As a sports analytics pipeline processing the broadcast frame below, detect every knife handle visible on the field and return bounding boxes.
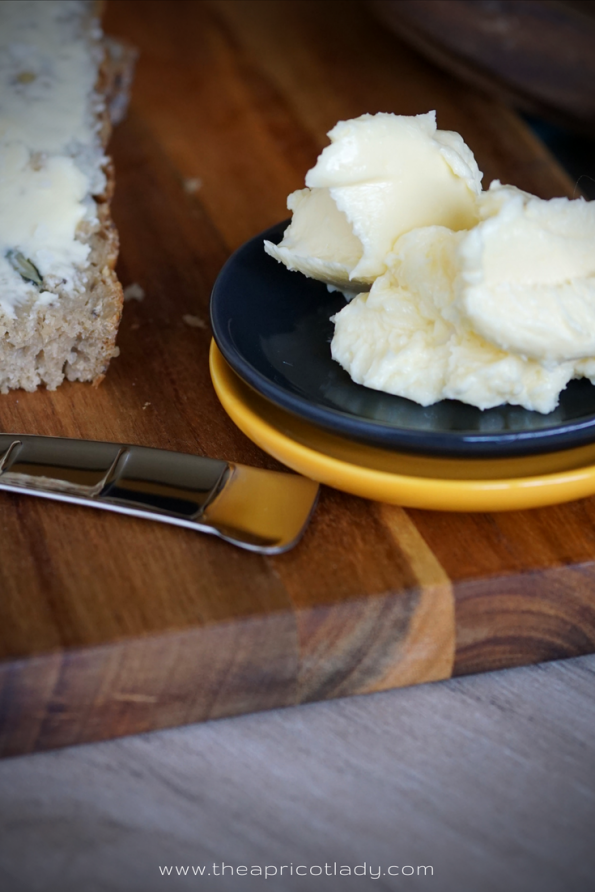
[0,434,318,554]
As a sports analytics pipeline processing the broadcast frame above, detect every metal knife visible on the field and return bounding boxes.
[0,434,319,554]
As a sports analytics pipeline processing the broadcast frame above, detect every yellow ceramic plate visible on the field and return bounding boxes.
[210,342,595,511]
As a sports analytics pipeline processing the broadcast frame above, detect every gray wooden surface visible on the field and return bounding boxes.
[1,654,594,892]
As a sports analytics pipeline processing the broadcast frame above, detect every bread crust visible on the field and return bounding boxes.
[0,14,135,393]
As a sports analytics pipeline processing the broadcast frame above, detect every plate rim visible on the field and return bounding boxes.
[210,221,595,458]
[209,342,595,512]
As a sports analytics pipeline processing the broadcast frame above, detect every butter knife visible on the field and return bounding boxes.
[0,434,319,554]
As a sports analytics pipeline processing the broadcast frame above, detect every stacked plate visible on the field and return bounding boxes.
[209,223,595,511]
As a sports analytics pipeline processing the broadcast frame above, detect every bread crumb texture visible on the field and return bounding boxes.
[0,0,131,392]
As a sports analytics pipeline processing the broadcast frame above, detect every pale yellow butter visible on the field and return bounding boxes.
[265,111,482,292]
[462,182,595,363]
[265,113,595,414]
[0,0,104,316]
[332,183,595,413]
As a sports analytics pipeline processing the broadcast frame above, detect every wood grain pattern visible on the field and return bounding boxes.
[2,654,594,892]
[1,0,595,757]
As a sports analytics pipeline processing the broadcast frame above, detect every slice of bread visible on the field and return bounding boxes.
[0,0,135,393]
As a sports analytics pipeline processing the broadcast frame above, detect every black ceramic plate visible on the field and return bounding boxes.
[210,222,595,458]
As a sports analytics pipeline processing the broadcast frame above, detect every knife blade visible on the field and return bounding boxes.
[0,434,319,554]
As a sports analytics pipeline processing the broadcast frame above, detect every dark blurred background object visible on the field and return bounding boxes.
[369,0,595,197]
[522,112,595,199]
[368,0,595,133]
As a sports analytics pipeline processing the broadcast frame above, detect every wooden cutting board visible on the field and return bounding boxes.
[2,0,595,758]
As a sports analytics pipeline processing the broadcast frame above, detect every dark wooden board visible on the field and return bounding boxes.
[1,0,594,757]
